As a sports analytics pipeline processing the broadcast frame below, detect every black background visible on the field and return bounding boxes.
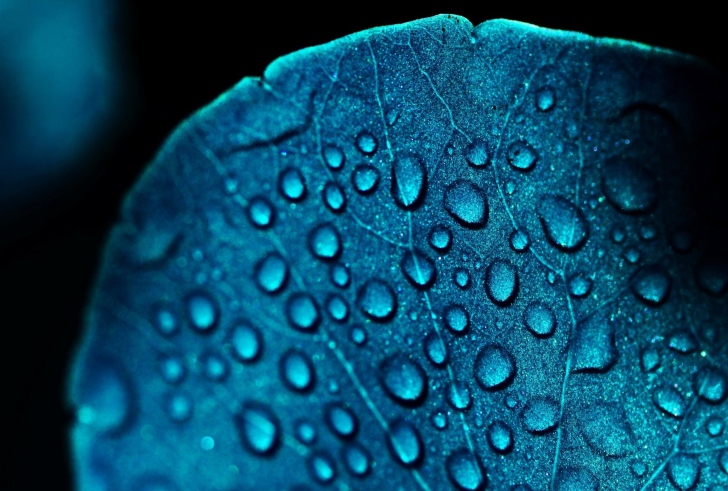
[1,3,725,489]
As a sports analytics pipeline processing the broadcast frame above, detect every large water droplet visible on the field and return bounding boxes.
[447,381,472,411]
[535,86,556,111]
[537,195,589,252]
[474,344,516,390]
[343,443,371,477]
[280,350,315,392]
[308,223,341,261]
[668,330,698,354]
[76,357,133,433]
[428,224,452,253]
[444,304,470,334]
[423,331,448,367]
[246,196,275,229]
[254,253,288,294]
[578,403,634,457]
[400,250,437,289]
[307,451,337,484]
[325,403,358,439]
[358,279,397,322]
[444,180,489,229]
[380,354,427,405]
[485,259,519,305]
[356,131,378,155]
[522,397,559,433]
[391,154,427,209]
[487,420,514,454]
[555,467,598,491]
[285,293,320,331]
[507,141,538,171]
[523,302,556,338]
[653,386,687,418]
[510,228,530,252]
[465,139,490,167]
[446,450,486,490]
[631,265,671,305]
[602,159,657,214]
[573,314,616,373]
[186,291,218,333]
[351,165,380,195]
[278,167,307,201]
[235,403,280,455]
[323,145,345,170]
[322,182,346,213]
[694,368,727,403]
[387,419,423,467]
[667,454,700,490]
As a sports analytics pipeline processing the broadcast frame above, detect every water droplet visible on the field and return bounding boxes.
[200,436,215,451]
[523,302,556,338]
[280,350,315,392]
[610,226,626,244]
[706,417,724,437]
[380,354,427,405]
[474,344,516,390]
[322,182,346,213]
[308,223,341,261]
[696,256,728,296]
[668,330,698,354]
[285,293,320,331]
[236,403,279,455]
[623,247,640,264]
[640,346,660,372]
[351,165,380,194]
[631,460,647,477]
[323,145,345,170]
[153,306,179,337]
[535,86,555,111]
[349,325,367,346]
[444,304,470,334]
[325,403,358,439]
[698,322,721,345]
[444,180,489,229]
[254,253,288,294]
[330,263,351,289]
[507,141,538,171]
[602,159,657,213]
[578,403,634,457]
[387,419,423,467]
[447,381,472,410]
[294,420,317,445]
[76,357,133,433]
[465,139,490,167]
[522,397,559,433]
[201,352,228,382]
[186,291,218,333]
[485,259,519,305]
[510,228,530,252]
[694,368,727,403]
[307,451,337,484]
[431,410,448,430]
[159,356,185,384]
[639,222,657,241]
[278,167,307,201]
[325,294,349,323]
[358,279,397,321]
[454,268,471,289]
[568,273,593,298]
[400,250,437,289]
[428,224,452,252]
[487,420,513,454]
[166,392,192,423]
[652,386,687,418]
[631,265,671,305]
[573,314,616,373]
[247,196,275,229]
[423,331,448,367]
[555,467,598,491]
[446,449,486,490]
[667,454,700,490]
[355,131,377,155]
[720,451,728,474]
[537,194,589,251]
[343,443,371,477]
[229,322,262,363]
[391,154,427,209]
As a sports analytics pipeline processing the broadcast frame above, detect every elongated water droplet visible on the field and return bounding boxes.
[640,346,660,372]
[653,386,687,418]
[400,250,437,289]
[330,263,351,289]
[444,180,489,229]
[229,323,262,363]
[537,194,589,251]
[325,294,349,323]
[447,381,472,411]
[487,420,514,454]
[325,403,357,439]
[454,268,471,289]
[76,357,133,433]
[446,449,486,490]
[294,420,316,445]
[159,356,185,385]
[254,253,288,294]
[568,273,593,298]
[485,259,519,305]
[391,154,426,209]
[307,451,337,484]
[535,86,555,111]
[235,403,280,455]
[323,145,345,170]
[165,392,192,423]
[343,443,371,477]
[322,182,346,213]
[573,314,616,373]
[278,167,307,201]
[387,419,423,467]
[280,350,315,392]
[153,305,178,337]
[423,331,448,367]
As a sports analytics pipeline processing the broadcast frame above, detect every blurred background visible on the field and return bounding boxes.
[0,2,724,489]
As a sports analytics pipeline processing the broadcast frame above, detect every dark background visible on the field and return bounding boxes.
[1,3,724,489]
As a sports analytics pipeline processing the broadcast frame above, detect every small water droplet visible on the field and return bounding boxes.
[535,86,555,111]
[246,196,276,229]
[521,397,559,434]
[465,139,490,167]
[278,167,307,201]
[201,352,228,382]
[392,155,427,209]
[509,228,530,252]
[444,304,470,334]
[474,344,516,390]
[254,253,288,294]
[630,460,647,477]
[668,330,698,354]
[444,180,489,229]
[165,392,192,423]
[358,279,397,322]
[380,354,427,405]
[453,268,471,289]
[573,314,616,373]
[308,223,341,261]
[446,449,486,490]
[323,145,345,170]
[307,451,337,484]
[343,443,371,477]
[428,224,452,252]
[696,256,728,296]
[186,291,218,333]
[431,410,448,430]
[610,225,626,244]
[355,131,378,155]
[200,436,215,451]
[639,222,657,241]
[631,265,671,305]
[423,331,448,367]
[447,381,472,411]
[537,194,589,251]
[294,420,317,445]
[325,294,349,323]
[640,346,660,372]
[349,325,367,346]
[485,259,519,305]
[387,419,423,467]
[706,417,724,437]
[330,263,351,289]
[487,420,513,454]
[507,141,538,171]
[153,306,179,337]
[285,293,320,331]
[351,165,380,195]
[523,302,556,338]
[325,403,358,439]
[159,356,185,384]
[623,247,640,264]
[280,350,315,392]
[652,386,687,418]
[322,182,346,213]
[568,273,593,298]
[602,158,657,214]
[400,250,437,289]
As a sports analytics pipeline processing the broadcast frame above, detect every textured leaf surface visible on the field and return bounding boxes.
[68,15,728,491]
